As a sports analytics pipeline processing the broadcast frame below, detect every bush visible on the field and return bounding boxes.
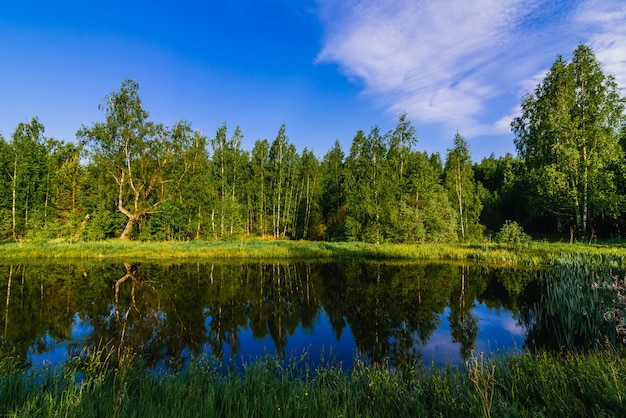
[495,220,531,247]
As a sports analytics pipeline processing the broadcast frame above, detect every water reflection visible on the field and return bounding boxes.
[0,261,533,369]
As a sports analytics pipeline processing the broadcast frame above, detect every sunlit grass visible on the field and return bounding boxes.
[2,238,626,265]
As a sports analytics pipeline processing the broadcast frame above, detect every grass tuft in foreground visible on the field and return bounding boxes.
[2,346,626,417]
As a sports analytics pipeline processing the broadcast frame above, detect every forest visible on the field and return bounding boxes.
[1,44,625,244]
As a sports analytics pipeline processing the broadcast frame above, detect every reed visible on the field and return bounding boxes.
[523,253,626,350]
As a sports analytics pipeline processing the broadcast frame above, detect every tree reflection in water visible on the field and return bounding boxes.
[448,265,479,362]
[0,261,533,370]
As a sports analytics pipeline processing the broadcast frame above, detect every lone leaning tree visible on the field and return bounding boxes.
[78,80,192,239]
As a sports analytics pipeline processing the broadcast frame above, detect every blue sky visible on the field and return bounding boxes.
[1,0,625,161]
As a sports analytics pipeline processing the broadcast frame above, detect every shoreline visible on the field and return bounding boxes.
[1,239,626,265]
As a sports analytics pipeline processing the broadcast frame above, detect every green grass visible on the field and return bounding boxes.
[3,238,626,264]
[1,347,626,417]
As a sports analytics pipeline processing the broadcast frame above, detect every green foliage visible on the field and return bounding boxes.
[0,209,11,239]
[512,44,626,239]
[342,116,459,244]
[444,133,483,241]
[406,151,458,243]
[248,139,271,238]
[343,127,388,243]
[210,123,247,238]
[296,148,323,240]
[495,221,532,247]
[2,118,49,240]
[174,128,214,239]
[474,153,529,233]
[77,81,201,240]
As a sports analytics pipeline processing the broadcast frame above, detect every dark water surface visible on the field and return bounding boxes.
[0,261,538,370]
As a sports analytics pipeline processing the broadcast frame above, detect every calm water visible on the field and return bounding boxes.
[0,261,538,370]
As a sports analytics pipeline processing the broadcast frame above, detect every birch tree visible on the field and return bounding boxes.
[50,141,84,238]
[444,133,483,241]
[512,44,625,240]
[210,124,246,237]
[344,127,388,243]
[0,134,10,238]
[387,114,418,241]
[403,150,457,242]
[296,148,321,239]
[269,125,297,238]
[319,141,345,241]
[78,80,191,240]
[7,118,47,239]
[250,139,270,237]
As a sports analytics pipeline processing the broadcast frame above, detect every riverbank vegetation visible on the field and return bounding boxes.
[2,239,626,264]
[1,345,625,417]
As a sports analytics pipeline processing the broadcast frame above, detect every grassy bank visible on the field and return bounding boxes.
[0,239,500,262]
[1,348,625,417]
[2,238,626,264]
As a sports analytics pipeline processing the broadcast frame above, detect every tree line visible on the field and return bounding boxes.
[1,44,625,243]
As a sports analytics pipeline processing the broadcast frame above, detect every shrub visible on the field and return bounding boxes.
[495,220,531,247]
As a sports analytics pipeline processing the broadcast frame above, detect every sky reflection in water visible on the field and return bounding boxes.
[0,261,536,371]
[28,302,525,369]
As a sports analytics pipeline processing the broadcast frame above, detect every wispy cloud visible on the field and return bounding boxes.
[315,0,626,144]
[574,0,626,89]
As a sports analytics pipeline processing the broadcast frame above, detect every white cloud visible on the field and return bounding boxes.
[499,315,526,337]
[315,0,626,149]
[573,0,626,89]
[315,0,540,137]
[493,108,519,136]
